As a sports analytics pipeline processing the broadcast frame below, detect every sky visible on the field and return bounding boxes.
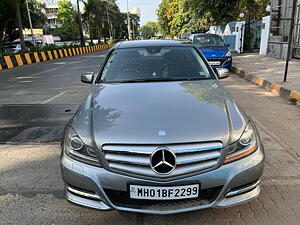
[66,0,161,26]
[67,0,160,26]
[116,0,161,25]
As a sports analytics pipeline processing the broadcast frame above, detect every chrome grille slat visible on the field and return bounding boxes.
[105,152,149,165]
[108,162,157,176]
[166,143,222,152]
[102,145,153,154]
[176,150,220,165]
[103,142,222,178]
[176,159,218,174]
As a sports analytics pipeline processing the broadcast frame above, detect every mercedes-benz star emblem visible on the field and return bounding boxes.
[150,148,176,174]
[158,130,167,137]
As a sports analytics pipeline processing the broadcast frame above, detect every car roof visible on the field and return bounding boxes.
[113,40,193,49]
[192,33,220,37]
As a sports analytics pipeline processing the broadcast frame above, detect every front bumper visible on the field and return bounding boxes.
[61,145,264,214]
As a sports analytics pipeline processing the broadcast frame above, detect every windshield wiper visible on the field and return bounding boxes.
[119,78,178,83]
[103,77,211,83]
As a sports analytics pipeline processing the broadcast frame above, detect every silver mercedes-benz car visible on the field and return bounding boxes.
[61,40,264,214]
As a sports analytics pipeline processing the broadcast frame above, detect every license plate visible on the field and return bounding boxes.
[129,184,199,200]
[208,61,221,66]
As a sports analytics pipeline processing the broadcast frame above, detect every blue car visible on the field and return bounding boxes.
[190,34,232,70]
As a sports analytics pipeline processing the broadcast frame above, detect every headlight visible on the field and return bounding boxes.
[224,122,257,164]
[64,127,100,166]
[224,51,231,57]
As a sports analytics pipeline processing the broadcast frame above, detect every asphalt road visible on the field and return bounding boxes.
[1,52,300,225]
[0,51,108,143]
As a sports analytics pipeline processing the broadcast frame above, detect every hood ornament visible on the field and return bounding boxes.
[158,130,167,137]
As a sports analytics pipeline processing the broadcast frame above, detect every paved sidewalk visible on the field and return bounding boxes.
[232,53,300,100]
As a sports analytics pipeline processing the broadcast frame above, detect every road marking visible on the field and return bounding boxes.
[30,62,77,77]
[41,91,67,104]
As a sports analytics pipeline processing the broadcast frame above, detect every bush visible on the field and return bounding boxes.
[1,43,106,57]
[0,51,16,56]
[107,39,115,45]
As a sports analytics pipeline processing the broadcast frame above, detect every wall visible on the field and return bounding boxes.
[260,16,271,55]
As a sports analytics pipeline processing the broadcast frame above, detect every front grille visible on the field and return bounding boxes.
[104,186,222,211]
[207,58,228,66]
[102,142,223,178]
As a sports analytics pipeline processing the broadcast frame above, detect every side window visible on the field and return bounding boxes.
[101,51,117,80]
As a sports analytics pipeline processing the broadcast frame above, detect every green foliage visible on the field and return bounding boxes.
[26,43,104,53]
[27,0,47,28]
[140,21,159,38]
[157,0,201,37]
[239,0,271,21]
[0,0,46,44]
[53,0,80,41]
[28,43,79,52]
[0,51,17,57]
[107,39,115,45]
[1,0,136,50]
[82,0,139,41]
[157,0,270,37]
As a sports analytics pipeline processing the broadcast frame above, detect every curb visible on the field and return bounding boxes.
[230,66,300,102]
[0,44,113,71]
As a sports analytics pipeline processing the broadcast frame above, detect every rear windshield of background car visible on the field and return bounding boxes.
[193,35,225,47]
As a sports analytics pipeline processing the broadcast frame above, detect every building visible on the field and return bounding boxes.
[130,7,141,17]
[268,0,300,59]
[37,0,60,28]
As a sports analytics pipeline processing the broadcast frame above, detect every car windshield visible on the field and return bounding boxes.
[100,46,212,83]
[194,35,225,47]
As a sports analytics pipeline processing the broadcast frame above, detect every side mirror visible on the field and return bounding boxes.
[225,43,231,47]
[81,72,94,84]
[216,68,229,79]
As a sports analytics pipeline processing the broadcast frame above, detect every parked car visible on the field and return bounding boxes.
[66,41,76,46]
[190,33,232,71]
[1,41,34,53]
[54,42,65,46]
[60,40,264,214]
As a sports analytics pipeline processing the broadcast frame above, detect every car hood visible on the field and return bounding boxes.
[197,46,229,58]
[72,80,247,149]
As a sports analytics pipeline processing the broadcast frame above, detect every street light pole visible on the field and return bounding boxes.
[283,0,297,82]
[127,0,132,40]
[25,0,35,45]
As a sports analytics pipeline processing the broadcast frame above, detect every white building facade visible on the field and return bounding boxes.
[268,0,300,59]
[38,0,60,28]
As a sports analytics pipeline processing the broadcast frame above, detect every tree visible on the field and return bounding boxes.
[157,0,173,36]
[157,0,269,37]
[140,21,159,38]
[157,0,190,37]
[188,0,240,25]
[238,0,270,50]
[0,0,16,46]
[129,13,140,39]
[82,0,106,43]
[0,0,46,48]
[14,0,26,52]
[27,0,47,28]
[82,0,138,42]
[54,0,80,41]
